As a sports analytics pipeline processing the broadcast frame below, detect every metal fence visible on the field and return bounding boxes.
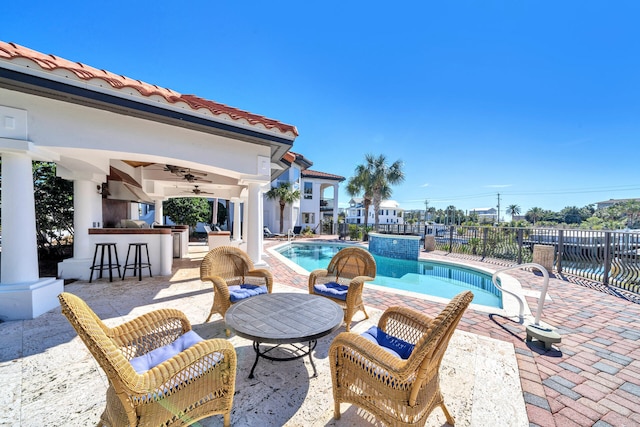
[372,224,640,295]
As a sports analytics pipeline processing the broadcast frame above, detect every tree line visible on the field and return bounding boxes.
[404,201,640,230]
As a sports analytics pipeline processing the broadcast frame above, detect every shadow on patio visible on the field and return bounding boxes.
[1,243,527,427]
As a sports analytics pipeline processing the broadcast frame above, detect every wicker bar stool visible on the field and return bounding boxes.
[122,243,152,280]
[89,243,121,282]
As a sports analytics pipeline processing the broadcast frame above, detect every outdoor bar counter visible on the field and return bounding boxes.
[88,228,173,276]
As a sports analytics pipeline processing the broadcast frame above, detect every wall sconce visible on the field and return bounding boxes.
[97,183,110,197]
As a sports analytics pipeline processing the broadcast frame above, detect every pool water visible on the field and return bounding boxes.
[276,243,502,308]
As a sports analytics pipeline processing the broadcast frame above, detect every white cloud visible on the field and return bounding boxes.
[420,183,430,187]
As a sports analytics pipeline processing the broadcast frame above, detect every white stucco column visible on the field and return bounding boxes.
[73,180,99,259]
[231,198,242,242]
[58,180,103,280]
[242,197,248,243]
[154,199,164,224]
[333,183,339,226]
[246,183,264,265]
[1,153,39,283]
[0,152,63,321]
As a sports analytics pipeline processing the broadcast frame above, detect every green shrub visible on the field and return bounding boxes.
[349,224,362,240]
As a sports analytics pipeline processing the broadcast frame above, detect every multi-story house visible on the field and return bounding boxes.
[470,207,498,223]
[345,198,404,225]
[264,152,344,234]
[595,198,640,210]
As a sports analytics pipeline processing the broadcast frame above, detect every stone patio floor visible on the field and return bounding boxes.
[1,236,640,426]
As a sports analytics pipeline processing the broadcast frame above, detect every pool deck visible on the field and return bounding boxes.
[2,236,640,426]
[267,236,640,427]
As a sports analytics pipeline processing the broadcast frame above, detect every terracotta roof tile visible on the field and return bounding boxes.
[302,169,345,181]
[0,41,298,137]
[282,151,296,163]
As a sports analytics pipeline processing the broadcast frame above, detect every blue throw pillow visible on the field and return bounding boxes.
[130,330,203,373]
[361,326,415,359]
[313,282,348,301]
[228,284,268,303]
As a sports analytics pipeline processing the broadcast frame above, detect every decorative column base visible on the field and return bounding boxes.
[0,278,64,321]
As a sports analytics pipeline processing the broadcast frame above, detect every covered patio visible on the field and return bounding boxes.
[0,41,297,320]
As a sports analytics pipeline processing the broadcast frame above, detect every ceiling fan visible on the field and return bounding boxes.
[164,165,209,182]
[187,185,214,195]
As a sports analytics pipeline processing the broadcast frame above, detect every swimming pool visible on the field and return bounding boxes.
[274,242,503,309]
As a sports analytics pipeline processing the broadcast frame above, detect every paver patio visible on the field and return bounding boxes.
[2,237,639,426]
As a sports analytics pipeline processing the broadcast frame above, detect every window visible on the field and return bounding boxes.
[302,212,315,223]
[304,182,313,199]
[291,168,300,183]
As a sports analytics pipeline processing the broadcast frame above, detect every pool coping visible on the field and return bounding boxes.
[266,240,539,323]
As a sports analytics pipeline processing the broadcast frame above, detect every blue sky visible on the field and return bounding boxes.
[3,1,639,218]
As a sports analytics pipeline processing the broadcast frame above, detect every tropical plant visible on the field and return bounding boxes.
[163,197,211,233]
[348,154,404,228]
[348,224,362,240]
[424,199,429,223]
[427,206,436,223]
[265,181,301,234]
[346,169,374,229]
[559,206,583,224]
[525,207,544,225]
[506,204,521,219]
[32,161,74,255]
[445,205,457,225]
[617,200,640,228]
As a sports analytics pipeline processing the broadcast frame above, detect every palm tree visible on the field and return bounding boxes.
[446,205,456,225]
[427,207,436,223]
[365,154,405,228]
[424,199,429,223]
[526,207,544,226]
[620,200,640,228]
[507,204,521,220]
[265,181,300,234]
[346,173,373,229]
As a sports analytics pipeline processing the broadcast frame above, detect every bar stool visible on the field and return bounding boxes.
[122,243,152,280]
[89,243,121,282]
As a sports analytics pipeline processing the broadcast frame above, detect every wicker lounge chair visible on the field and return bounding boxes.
[308,246,376,331]
[58,292,237,427]
[329,290,474,426]
[200,246,273,330]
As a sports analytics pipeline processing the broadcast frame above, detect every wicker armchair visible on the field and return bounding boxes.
[329,291,474,426]
[308,246,376,332]
[58,292,237,427]
[200,246,273,325]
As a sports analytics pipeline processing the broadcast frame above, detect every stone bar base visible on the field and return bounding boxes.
[208,231,233,250]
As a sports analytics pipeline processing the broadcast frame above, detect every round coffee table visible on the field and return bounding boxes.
[224,293,343,378]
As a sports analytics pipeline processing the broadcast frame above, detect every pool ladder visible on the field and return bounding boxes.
[491,263,561,350]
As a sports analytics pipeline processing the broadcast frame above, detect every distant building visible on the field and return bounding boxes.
[345,198,404,225]
[470,207,497,223]
[595,198,640,210]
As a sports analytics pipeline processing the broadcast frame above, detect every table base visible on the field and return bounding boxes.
[249,340,318,379]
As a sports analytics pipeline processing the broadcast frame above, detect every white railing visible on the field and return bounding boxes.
[491,263,550,325]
